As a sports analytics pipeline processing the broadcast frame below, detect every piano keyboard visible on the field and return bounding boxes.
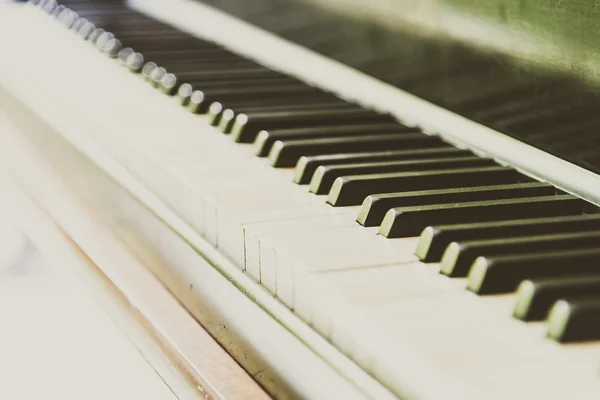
[4,0,600,399]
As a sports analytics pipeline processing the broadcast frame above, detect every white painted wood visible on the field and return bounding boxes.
[4,4,600,400]
[319,263,600,399]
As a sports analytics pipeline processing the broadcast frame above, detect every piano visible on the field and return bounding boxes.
[1,0,600,398]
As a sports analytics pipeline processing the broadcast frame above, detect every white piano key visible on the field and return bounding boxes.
[312,261,457,350]
[242,209,356,279]
[213,184,325,264]
[370,298,600,399]
[259,225,418,312]
[258,238,278,293]
[315,265,600,399]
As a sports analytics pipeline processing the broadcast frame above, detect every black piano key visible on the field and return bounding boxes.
[125,49,246,67]
[196,88,326,116]
[113,28,210,40]
[209,100,351,127]
[156,54,267,69]
[178,83,194,106]
[123,38,233,51]
[293,147,469,184]
[216,98,353,124]
[206,102,226,125]
[188,85,328,114]
[181,77,299,104]
[160,73,178,95]
[216,96,351,131]
[187,90,208,114]
[270,134,444,168]
[217,98,350,115]
[217,98,346,132]
[131,46,239,58]
[103,38,122,57]
[122,24,201,34]
[50,4,65,18]
[88,28,110,47]
[126,52,145,73]
[150,66,167,88]
[71,17,87,32]
[142,62,157,81]
[441,230,600,278]
[161,60,259,74]
[328,166,520,208]
[117,47,134,65]
[414,214,600,263]
[66,11,81,27]
[231,108,395,143]
[255,123,410,157]
[153,59,263,74]
[87,27,105,44]
[104,30,208,43]
[547,297,600,343]
[31,0,46,10]
[176,67,279,85]
[57,8,77,28]
[310,156,497,195]
[95,31,114,51]
[69,15,86,31]
[514,275,600,321]
[380,194,582,238]
[178,75,298,97]
[183,75,296,90]
[40,0,57,13]
[77,19,96,39]
[217,108,238,130]
[358,182,555,227]
[466,248,600,295]
[72,8,144,20]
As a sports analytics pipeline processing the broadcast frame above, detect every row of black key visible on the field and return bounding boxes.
[35,0,600,344]
[414,214,600,342]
